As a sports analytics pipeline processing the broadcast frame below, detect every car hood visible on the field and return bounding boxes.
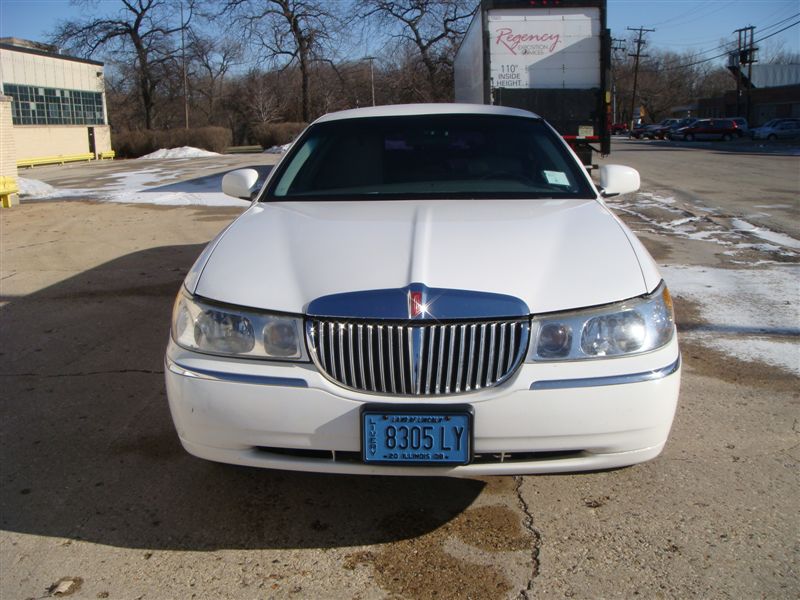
[192,199,656,316]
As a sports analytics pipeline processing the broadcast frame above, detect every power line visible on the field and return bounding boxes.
[659,10,800,49]
[641,19,800,72]
[644,1,736,30]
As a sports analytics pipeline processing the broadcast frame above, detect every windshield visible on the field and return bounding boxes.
[264,114,594,201]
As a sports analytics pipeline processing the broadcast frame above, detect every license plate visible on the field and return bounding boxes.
[362,408,472,465]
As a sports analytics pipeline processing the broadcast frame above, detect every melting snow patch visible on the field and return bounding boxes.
[17,170,246,207]
[608,193,798,257]
[19,178,56,197]
[730,219,800,250]
[690,333,800,376]
[662,264,800,375]
[138,146,220,159]
[637,191,676,205]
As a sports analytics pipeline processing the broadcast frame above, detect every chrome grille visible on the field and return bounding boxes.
[306,319,530,396]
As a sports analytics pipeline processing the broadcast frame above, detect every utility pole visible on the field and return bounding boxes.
[611,38,626,125]
[733,26,757,123]
[627,26,654,133]
[180,2,189,129]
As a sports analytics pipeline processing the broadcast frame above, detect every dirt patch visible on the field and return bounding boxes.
[363,504,530,599]
[450,505,529,552]
[679,337,798,395]
[476,476,518,495]
[635,234,672,262]
[672,295,705,331]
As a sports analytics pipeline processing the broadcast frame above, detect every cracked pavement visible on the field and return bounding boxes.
[2,143,798,598]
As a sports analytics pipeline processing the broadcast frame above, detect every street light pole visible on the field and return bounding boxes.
[364,56,376,106]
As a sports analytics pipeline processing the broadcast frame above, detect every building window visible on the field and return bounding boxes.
[3,83,105,126]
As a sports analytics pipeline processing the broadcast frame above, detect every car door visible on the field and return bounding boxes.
[696,120,714,140]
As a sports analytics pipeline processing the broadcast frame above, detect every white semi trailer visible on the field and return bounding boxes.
[455,0,611,167]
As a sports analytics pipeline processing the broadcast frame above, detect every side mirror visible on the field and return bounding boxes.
[222,168,260,200]
[598,164,640,197]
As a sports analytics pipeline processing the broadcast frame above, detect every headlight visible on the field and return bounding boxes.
[527,281,675,361]
[171,289,307,360]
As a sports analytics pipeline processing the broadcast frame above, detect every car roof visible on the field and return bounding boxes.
[313,103,542,124]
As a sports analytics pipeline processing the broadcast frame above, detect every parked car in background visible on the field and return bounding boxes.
[647,118,683,140]
[611,122,629,135]
[750,119,800,140]
[629,123,650,138]
[663,118,698,140]
[633,119,680,140]
[749,118,783,137]
[671,118,742,141]
[730,117,748,135]
[165,103,681,477]
[642,119,680,140]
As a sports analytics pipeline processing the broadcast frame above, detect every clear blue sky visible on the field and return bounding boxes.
[1,0,798,64]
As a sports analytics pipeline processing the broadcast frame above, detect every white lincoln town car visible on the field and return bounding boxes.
[165,104,681,477]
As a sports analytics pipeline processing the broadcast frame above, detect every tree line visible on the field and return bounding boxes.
[51,0,792,147]
[52,0,476,146]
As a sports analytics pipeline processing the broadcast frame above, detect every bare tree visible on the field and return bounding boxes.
[359,0,476,101]
[613,44,737,123]
[222,0,342,122]
[189,33,242,125]
[51,0,194,129]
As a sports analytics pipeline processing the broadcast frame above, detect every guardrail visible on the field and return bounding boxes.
[17,153,94,168]
[16,151,117,168]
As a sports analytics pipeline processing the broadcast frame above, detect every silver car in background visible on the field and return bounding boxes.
[750,119,800,140]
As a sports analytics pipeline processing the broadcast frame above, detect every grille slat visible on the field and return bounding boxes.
[367,325,376,392]
[465,323,476,392]
[387,326,396,393]
[356,324,366,390]
[486,323,497,388]
[377,326,386,392]
[308,318,528,396]
[425,327,435,395]
[347,324,357,388]
[455,324,466,393]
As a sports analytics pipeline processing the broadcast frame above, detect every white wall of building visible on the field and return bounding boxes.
[0,49,105,92]
[0,42,112,162]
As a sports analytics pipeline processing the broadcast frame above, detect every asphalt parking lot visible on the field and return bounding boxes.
[1,141,798,599]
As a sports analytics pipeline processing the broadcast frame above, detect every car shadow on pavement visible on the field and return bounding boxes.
[0,245,484,551]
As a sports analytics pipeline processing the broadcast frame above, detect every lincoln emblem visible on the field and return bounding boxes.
[409,290,424,318]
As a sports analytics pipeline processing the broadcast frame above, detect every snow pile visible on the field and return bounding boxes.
[663,264,800,375]
[138,146,220,160]
[264,143,291,154]
[19,177,57,197]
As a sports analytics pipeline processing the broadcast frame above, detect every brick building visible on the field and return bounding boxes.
[697,64,800,127]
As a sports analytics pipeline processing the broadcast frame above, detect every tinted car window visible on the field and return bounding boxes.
[266,115,595,200]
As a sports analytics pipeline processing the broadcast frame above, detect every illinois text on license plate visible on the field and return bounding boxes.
[362,409,472,465]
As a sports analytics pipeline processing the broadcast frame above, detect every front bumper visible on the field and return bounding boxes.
[164,337,681,477]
